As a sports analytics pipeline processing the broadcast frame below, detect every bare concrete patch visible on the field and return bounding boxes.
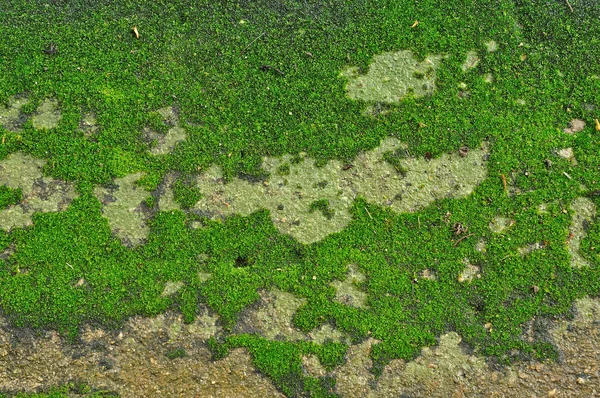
[563,119,586,134]
[31,98,61,130]
[461,50,480,71]
[308,323,350,345]
[475,239,486,253]
[557,147,577,165]
[341,50,445,103]
[156,172,181,212]
[93,173,150,247]
[419,268,437,281]
[376,332,486,397]
[484,40,498,52]
[457,259,480,283]
[80,112,99,137]
[332,338,379,397]
[567,197,596,268]
[145,106,187,155]
[235,289,349,344]
[489,216,514,234]
[0,152,77,230]
[235,288,307,341]
[0,243,15,261]
[331,263,368,308]
[517,241,545,256]
[160,281,184,297]
[0,95,29,132]
[326,298,600,397]
[193,137,488,244]
[302,354,328,377]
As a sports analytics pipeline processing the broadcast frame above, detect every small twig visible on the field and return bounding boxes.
[565,232,575,244]
[220,198,230,208]
[364,207,373,220]
[260,64,285,76]
[453,233,474,247]
[500,174,507,193]
[241,31,265,54]
[565,0,574,13]
[563,171,572,180]
[418,216,421,229]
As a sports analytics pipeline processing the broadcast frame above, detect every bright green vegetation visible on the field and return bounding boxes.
[1,0,599,397]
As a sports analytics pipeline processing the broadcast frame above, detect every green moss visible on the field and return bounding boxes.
[165,347,188,359]
[0,186,21,208]
[172,176,203,209]
[0,0,599,396]
[309,199,335,220]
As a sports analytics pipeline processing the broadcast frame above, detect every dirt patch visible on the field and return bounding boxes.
[0,309,285,398]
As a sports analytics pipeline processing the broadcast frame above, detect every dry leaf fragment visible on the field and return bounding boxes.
[132,26,140,39]
[410,20,419,28]
[531,285,539,294]
[595,118,600,131]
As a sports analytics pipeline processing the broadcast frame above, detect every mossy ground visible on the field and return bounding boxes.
[1,0,599,397]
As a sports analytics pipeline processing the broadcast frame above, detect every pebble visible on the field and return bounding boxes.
[563,119,586,134]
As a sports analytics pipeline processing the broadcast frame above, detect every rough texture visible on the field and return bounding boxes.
[331,263,368,308]
[0,95,29,132]
[193,137,488,243]
[0,309,285,398]
[144,106,187,155]
[329,298,600,397]
[93,172,150,247]
[0,152,78,230]
[568,197,596,268]
[31,98,62,130]
[235,288,349,344]
[341,50,445,103]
